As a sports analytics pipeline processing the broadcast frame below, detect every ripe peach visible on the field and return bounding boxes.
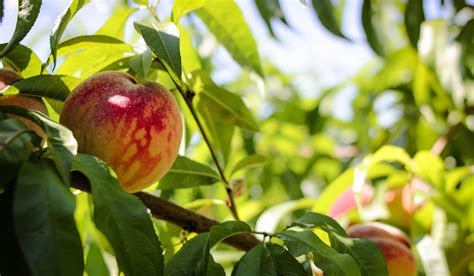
[0,69,48,140]
[368,237,417,276]
[347,222,411,248]
[328,185,374,218]
[60,71,182,192]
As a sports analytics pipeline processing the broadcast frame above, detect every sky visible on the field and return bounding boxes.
[1,0,375,120]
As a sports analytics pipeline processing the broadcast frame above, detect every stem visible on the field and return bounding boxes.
[165,66,240,220]
[183,96,240,221]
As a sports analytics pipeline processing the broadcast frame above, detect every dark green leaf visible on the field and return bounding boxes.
[330,234,388,276]
[0,0,42,58]
[3,74,82,101]
[232,243,306,276]
[404,0,425,48]
[200,221,252,273]
[85,242,110,276]
[288,212,347,236]
[14,159,83,276]
[73,153,164,276]
[164,233,209,276]
[0,105,77,182]
[135,22,182,80]
[311,0,348,40]
[129,49,153,79]
[49,0,91,67]
[208,221,252,248]
[278,230,361,276]
[255,0,289,37]
[158,155,220,189]
[196,0,263,76]
[0,119,39,186]
[207,255,225,276]
[361,0,384,56]
[0,44,42,77]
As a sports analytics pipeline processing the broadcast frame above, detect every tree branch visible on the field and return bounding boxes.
[70,172,259,252]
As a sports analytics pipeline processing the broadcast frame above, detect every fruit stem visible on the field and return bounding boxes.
[176,86,241,221]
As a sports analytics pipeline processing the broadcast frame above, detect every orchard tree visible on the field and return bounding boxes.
[0,0,473,275]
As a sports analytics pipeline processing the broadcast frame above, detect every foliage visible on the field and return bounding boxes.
[1,0,473,275]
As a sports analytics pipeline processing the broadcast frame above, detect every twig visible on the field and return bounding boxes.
[182,96,240,221]
[163,67,240,221]
[70,172,257,251]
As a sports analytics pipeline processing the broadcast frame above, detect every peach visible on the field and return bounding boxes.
[347,222,411,248]
[0,69,48,141]
[60,71,182,192]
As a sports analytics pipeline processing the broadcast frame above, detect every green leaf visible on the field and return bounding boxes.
[49,0,91,67]
[193,71,259,131]
[3,74,82,101]
[14,159,83,276]
[56,36,133,78]
[0,44,42,77]
[129,49,153,79]
[0,105,77,183]
[133,0,148,4]
[197,221,252,273]
[195,94,235,165]
[230,154,270,176]
[277,230,361,276]
[85,241,110,276]
[57,35,131,57]
[158,155,220,189]
[361,0,384,56]
[232,243,307,276]
[164,233,209,276]
[0,0,42,58]
[172,0,207,23]
[330,235,388,276]
[135,22,182,80]
[0,119,39,186]
[404,0,425,48]
[179,25,202,73]
[207,256,225,276]
[370,145,412,167]
[195,0,263,76]
[413,151,444,188]
[288,212,347,236]
[73,154,164,276]
[311,0,348,40]
[255,0,289,37]
[96,7,137,40]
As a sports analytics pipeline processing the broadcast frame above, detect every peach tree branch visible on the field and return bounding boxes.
[70,172,258,251]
